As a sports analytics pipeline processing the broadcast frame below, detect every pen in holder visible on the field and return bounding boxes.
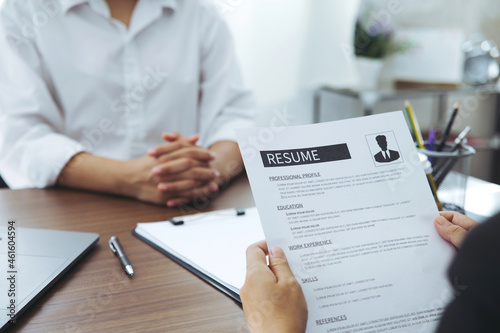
[418,143,476,214]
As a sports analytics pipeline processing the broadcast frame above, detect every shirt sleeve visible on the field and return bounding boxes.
[0,3,86,189]
[197,2,257,148]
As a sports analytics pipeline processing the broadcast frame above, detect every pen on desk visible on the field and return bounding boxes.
[436,102,460,152]
[109,236,134,278]
[404,100,443,211]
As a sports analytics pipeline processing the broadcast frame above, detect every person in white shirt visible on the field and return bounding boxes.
[0,0,255,206]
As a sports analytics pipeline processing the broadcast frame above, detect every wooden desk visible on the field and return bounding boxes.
[0,175,255,333]
[3,174,499,332]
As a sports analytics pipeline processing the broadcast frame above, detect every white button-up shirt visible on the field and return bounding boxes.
[0,0,255,189]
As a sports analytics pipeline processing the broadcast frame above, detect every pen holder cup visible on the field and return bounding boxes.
[418,143,476,213]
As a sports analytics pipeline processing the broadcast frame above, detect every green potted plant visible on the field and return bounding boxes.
[353,9,411,90]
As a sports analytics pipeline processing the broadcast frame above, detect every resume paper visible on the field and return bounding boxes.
[236,112,456,333]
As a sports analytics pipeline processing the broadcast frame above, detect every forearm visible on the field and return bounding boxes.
[56,152,132,197]
[56,151,218,206]
[209,141,244,185]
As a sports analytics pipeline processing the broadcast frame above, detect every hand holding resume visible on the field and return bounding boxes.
[236,112,456,333]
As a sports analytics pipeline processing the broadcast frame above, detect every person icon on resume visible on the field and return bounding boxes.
[374,135,400,163]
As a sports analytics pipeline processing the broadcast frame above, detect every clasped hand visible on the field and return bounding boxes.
[130,132,219,207]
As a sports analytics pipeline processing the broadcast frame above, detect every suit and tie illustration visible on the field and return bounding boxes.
[374,135,400,163]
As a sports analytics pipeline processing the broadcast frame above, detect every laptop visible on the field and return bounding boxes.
[0,227,99,331]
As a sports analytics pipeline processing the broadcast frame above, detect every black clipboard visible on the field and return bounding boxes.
[132,229,242,304]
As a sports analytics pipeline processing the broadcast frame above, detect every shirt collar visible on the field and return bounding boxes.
[157,0,178,11]
[60,0,91,14]
[61,0,178,15]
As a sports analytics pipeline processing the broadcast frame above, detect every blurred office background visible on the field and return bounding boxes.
[224,0,500,184]
[0,0,498,184]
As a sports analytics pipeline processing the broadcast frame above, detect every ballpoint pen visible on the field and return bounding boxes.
[109,236,134,278]
[449,125,471,152]
[436,101,460,152]
[434,126,471,188]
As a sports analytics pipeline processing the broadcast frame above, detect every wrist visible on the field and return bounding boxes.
[271,318,307,333]
[209,145,244,186]
[56,153,136,197]
[118,156,157,200]
[95,158,135,197]
[113,159,133,197]
[118,158,144,198]
[249,319,306,333]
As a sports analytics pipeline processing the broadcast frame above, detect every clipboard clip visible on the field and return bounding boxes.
[168,218,185,226]
[168,208,246,226]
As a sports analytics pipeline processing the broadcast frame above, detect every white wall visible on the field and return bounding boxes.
[224,0,360,126]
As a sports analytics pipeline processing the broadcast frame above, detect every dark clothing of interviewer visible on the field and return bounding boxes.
[437,212,500,333]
